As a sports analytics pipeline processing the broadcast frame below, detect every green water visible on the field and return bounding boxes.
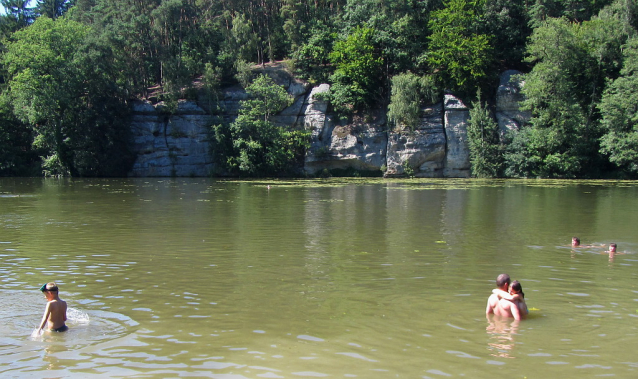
[1,178,637,378]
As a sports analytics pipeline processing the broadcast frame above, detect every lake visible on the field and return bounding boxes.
[1,177,637,378]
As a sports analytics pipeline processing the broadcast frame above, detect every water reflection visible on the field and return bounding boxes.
[486,316,520,359]
[43,343,68,371]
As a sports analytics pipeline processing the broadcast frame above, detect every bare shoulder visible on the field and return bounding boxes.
[49,299,67,309]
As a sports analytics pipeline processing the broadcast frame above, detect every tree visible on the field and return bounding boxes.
[2,17,133,176]
[34,0,75,19]
[387,73,438,130]
[0,103,40,176]
[599,37,638,175]
[427,0,493,97]
[0,0,34,37]
[212,74,310,176]
[328,26,383,114]
[528,0,615,26]
[291,24,334,83]
[505,15,625,178]
[467,93,502,177]
[338,0,440,76]
[481,0,531,70]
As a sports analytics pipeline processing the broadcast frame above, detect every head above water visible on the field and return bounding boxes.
[40,282,58,292]
[609,243,617,252]
[510,280,524,298]
[572,237,580,247]
[496,273,511,289]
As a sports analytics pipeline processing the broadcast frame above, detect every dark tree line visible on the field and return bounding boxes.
[0,0,637,178]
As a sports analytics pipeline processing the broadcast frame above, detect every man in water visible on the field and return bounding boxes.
[492,280,527,320]
[37,282,68,333]
[486,273,523,320]
[486,274,510,313]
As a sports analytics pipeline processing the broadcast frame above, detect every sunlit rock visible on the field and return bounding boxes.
[385,102,446,178]
[495,70,531,139]
[129,100,214,177]
[443,94,471,178]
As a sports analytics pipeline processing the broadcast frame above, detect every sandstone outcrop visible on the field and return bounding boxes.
[128,70,527,178]
[495,70,531,139]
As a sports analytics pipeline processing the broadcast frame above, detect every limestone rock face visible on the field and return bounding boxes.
[128,69,523,178]
[129,100,214,177]
[495,70,531,138]
[385,102,446,177]
[443,94,471,178]
[129,69,309,177]
[304,102,387,175]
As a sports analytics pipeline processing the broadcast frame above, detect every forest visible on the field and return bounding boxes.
[1,0,637,178]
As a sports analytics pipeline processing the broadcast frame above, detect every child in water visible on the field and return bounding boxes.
[37,282,68,333]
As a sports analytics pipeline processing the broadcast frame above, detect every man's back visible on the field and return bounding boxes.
[486,294,500,315]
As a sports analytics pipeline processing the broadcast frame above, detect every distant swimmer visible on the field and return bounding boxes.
[571,237,597,248]
[572,237,580,247]
[606,243,625,260]
[37,283,68,333]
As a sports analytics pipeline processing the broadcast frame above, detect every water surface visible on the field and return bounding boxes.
[1,178,637,378]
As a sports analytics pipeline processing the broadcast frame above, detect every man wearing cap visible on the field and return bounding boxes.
[38,282,68,332]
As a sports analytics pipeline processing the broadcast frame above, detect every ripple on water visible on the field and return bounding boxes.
[1,290,138,354]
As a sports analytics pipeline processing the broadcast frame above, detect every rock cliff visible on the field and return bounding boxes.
[128,70,529,177]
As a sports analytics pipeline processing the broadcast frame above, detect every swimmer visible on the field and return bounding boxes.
[37,283,68,333]
[493,280,528,318]
[606,243,624,261]
[571,237,597,248]
[572,237,580,247]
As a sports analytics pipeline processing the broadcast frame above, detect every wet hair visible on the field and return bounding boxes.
[572,237,580,245]
[610,243,617,249]
[510,280,524,298]
[496,273,511,287]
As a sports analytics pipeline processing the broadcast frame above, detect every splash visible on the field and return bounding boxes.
[30,328,43,339]
[67,308,90,324]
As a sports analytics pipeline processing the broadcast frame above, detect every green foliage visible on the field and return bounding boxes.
[599,37,638,175]
[231,13,258,64]
[234,59,254,88]
[0,104,40,176]
[291,25,334,83]
[402,160,415,177]
[480,0,531,69]
[34,0,74,19]
[467,95,502,178]
[212,75,310,176]
[0,0,34,38]
[339,0,440,75]
[529,0,615,26]
[387,73,439,130]
[328,27,383,115]
[2,17,133,176]
[427,0,493,97]
[0,0,636,178]
[506,14,627,178]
